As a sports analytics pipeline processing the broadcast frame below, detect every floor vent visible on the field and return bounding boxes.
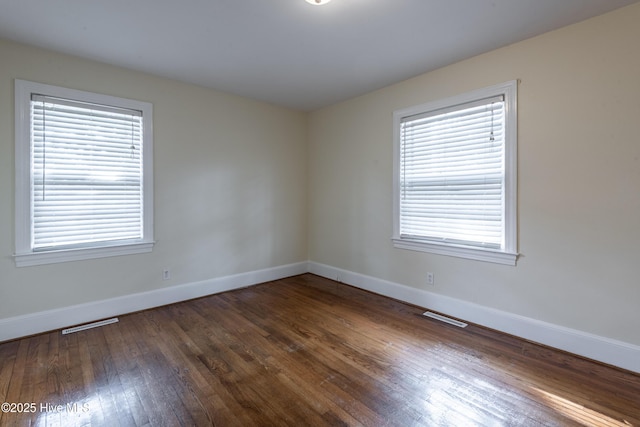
[62,318,119,335]
[423,311,468,328]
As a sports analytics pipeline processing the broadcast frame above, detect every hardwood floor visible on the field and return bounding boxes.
[1,273,639,426]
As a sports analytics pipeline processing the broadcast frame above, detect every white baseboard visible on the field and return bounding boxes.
[3,260,638,374]
[308,261,640,374]
[0,261,308,343]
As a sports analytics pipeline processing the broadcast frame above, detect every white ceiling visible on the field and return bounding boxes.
[0,0,638,111]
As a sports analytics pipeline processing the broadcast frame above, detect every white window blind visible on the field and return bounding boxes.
[399,96,505,249]
[30,95,144,250]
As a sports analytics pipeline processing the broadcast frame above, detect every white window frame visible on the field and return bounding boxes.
[392,80,518,265]
[14,79,154,267]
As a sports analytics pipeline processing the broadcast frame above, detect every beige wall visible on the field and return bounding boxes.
[0,40,308,318]
[308,3,640,346]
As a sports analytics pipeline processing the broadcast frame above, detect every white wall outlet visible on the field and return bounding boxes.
[163,269,170,280]
[427,272,435,286]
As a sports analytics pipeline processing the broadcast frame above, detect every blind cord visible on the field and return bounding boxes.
[131,119,136,159]
[42,100,46,201]
[490,102,495,142]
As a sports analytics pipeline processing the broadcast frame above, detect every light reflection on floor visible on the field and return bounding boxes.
[416,364,636,426]
[530,386,633,427]
[422,369,520,426]
[35,394,98,427]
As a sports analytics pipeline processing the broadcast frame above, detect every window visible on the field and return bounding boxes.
[14,80,154,267]
[392,81,518,265]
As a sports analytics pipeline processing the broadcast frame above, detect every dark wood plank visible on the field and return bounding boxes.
[1,273,639,426]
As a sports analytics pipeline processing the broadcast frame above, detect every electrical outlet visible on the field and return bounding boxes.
[427,272,434,286]
[163,269,170,280]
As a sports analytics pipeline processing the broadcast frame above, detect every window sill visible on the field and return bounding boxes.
[392,238,518,266]
[14,241,155,267]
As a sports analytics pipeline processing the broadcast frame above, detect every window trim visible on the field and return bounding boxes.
[392,80,518,265]
[14,79,154,267]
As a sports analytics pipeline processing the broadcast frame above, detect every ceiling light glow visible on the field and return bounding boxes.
[306,0,332,5]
